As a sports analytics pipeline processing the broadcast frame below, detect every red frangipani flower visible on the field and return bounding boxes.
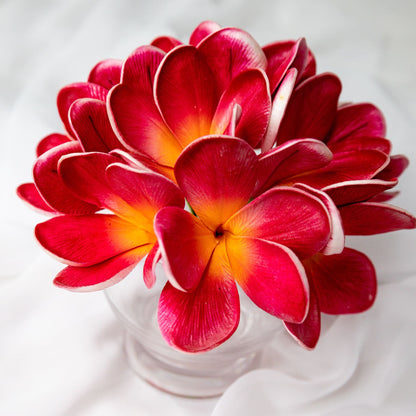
[35,153,183,291]
[17,59,124,215]
[154,136,336,352]
[17,21,416,354]
[108,28,270,180]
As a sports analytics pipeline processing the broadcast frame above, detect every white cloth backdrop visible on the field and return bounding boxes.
[1,0,416,414]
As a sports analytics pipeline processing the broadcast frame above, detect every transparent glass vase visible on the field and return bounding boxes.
[105,264,282,398]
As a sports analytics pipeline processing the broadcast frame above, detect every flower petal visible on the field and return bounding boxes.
[150,36,182,52]
[154,207,217,292]
[304,248,377,314]
[57,82,108,138]
[226,235,309,323]
[121,45,165,92]
[53,246,149,292]
[158,243,240,353]
[293,183,344,255]
[369,190,399,203]
[328,136,391,154]
[263,38,308,93]
[284,282,320,349]
[261,68,297,152]
[108,84,182,169]
[323,179,398,206]
[174,136,257,230]
[36,133,71,157]
[105,163,184,225]
[58,152,121,208]
[254,138,333,196]
[35,214,149,266]
[16,183,56,215]
[198,27,267,92]
[226,186,331,259]
[33,142,99,214]
[291,149,389,189]
[189,21,221,46]
[143,243,161,289]
[87,59,122,90]
[375,155,409,180]
[299,49,316,83]
[155,45,218,146]
[210,69,271,147]
[69,99,124,152]
[326,103,386,145]
[276,73,342,145]
[339,202,416,235]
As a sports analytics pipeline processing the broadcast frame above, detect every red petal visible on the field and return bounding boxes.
[198,27,267,92]
[88,59,122,89]
[211,69,271,147]
[298,49,316,83]
[339,202,416,235]
[189,21,221,46]
[276,73,342,145]
[263,38,308,93]
[16,183,56,215]
[143,243,161,289]
[150,36,182,52]
[323,179,398,206]
[58,152,120,208]
[174,136,257,230]
[226,186,331,259]
[293,184,344,255]
[158,244,240,352]
[105,163,184,225]
[284,282,320,349]
[369,190,399,203]
[154,207,217,292]
[261,68,297,152]
[255,138,333,196]
[69,99,125,152]
[57,82,108,137]
[326,103,386,145]
[33,142,98,214]
[305,248,377,314]
[36,133,71,157]
[328,136,391,154]
[226,235,309,323]
[121,45,165,92]
[108,84,182,169]
[35,214,149,266]
[108,47,180,167]
[375,155,409,180]
[292,149,389,189]
[53,246,149,292]
[155,45,218,146]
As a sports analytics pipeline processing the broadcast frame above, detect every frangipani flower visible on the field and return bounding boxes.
[35,153,183,291]
[108,28,271,180]
[17,21,416,355]
[17,59,124,215]
[154,136,335,352]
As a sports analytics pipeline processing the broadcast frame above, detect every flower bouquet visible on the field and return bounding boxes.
[18,21,415,359]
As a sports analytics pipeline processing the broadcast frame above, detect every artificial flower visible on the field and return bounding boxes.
[108,31,270,180]
[35,153,183,291]
[17,21,416,354]
[154,136,335,352]
[17,60,124,215]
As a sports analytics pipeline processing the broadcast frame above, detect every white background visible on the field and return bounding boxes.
[1,0,416,414]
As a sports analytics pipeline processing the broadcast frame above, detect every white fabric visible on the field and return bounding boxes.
[1,0,416,414]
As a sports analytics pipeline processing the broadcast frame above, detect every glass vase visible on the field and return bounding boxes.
[105,264,282,398]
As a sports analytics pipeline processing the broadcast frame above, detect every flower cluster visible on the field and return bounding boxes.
[18,21,415,352]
